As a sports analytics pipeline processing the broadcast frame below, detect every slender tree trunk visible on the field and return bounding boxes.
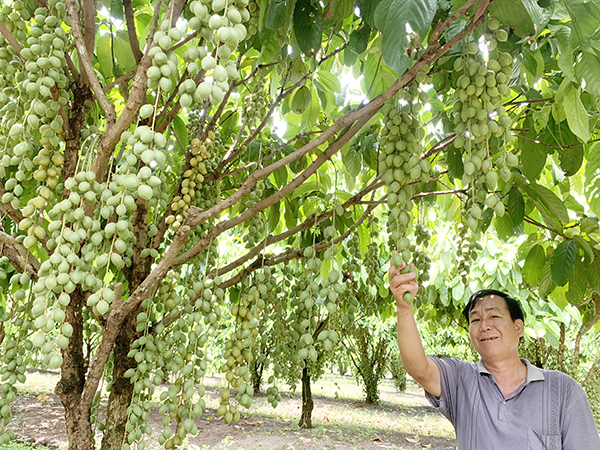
[100,313,137,450]
[299,366,313,428]
[557,322,565,372]
[250,359,263,394]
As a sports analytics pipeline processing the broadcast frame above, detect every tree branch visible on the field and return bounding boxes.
[0,21,22,56]
[79,206,199,415]
[217,202,378,291]
[66,0,116,125]
[206,177,384,280]
[123,0,143,63]
[0,231,41,276]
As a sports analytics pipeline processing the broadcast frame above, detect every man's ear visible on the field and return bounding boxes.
[515,319,524,338]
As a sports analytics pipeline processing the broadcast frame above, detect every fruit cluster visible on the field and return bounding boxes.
[379,88,430,270]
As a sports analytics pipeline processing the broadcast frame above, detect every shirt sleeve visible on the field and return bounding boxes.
[424,357,473,425]
[560,376,600,450]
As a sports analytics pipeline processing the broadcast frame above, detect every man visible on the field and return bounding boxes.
[389,260,600,450]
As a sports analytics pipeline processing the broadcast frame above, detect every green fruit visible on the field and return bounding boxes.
[403,292,414,305]
[49,354,63,369]
[138,184,153,200]
[139,104,154,119]
[467,42,479,54]
[96,300,110,315]
[495,28,508,42]
[201,55,216,70]
[393,252,403,269]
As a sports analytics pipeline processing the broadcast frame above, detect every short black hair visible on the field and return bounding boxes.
[462,289,525,323]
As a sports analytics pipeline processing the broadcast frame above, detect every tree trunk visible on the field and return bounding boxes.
[299,366,313,428]
[55,289,96,450]
[557,322,565,372]
[100,313,137,450]
[250,359,263,394]
[364,372,379,404]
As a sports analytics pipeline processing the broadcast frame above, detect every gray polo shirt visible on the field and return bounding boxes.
[425,357,600,450]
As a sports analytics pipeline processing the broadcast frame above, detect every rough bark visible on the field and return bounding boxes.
[100,313,138,450]
[55,289,95,450]
[299,366,313,429]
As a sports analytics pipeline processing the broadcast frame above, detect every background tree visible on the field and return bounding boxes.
[0,0,598,449]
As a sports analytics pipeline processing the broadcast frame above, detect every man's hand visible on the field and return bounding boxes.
[388,255,419,308]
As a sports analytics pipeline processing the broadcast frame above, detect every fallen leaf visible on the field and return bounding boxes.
[372,436,382,442]
[37,394,54,403]
[207,416,215,421]
[225,435,234,440]
[244,420,260,426]
[421,444,432,448]
[406,435,421,443]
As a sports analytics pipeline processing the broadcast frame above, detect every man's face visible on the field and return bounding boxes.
[468,295,524,362]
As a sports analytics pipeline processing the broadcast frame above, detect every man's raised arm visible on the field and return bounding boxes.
[389,259,441,397]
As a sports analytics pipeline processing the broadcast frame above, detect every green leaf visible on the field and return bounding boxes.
[575,49,600,97]
[518,137,547,182]
[567,256,587,305]
[573,236,595,261]
[172,114,189,149]
[300,88,321,131]
[110,0,124,19]
[550,285,568,309]
[584,142,600,216]
[523,245,546,286]
[446,147,464,179]
[588,256,600,295]
[562,82,590,142]
[265,0,291,29]
[361,50,396,99]
[293,0,323,58]
[291,86,311,114]
[525,183,570,224]
[342,146,362,178]
[538,261,555,298]
[558,146,584,177]
[508,187,525,227]
[323,0,353,28]
[96,33,113,79]
[565,2,600,45]
[267,201,282,233]
[273,166,288,189]
[348,28,370,55]
[291,181,320,199]
[551,239,577,286]
[284,197,299,229]
[374,0,436,76]
[114,31,137,72]
[488,0,552,37]
[494,213,514,241]
[316,71,341,93]
[356,0,384,27]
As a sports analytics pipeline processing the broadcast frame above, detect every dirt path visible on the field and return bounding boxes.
[10,375,457,450]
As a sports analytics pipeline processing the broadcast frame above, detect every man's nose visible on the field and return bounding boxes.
[479,318,492,331]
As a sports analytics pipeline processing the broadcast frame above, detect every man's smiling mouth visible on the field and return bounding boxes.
[480,337,498,342]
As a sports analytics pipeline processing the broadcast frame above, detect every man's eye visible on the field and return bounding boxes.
[470,318,480,323]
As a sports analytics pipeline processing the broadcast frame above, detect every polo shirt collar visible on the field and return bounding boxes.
[476,358,545,384]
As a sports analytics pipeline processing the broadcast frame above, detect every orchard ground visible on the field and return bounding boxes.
[8,370,456,450]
